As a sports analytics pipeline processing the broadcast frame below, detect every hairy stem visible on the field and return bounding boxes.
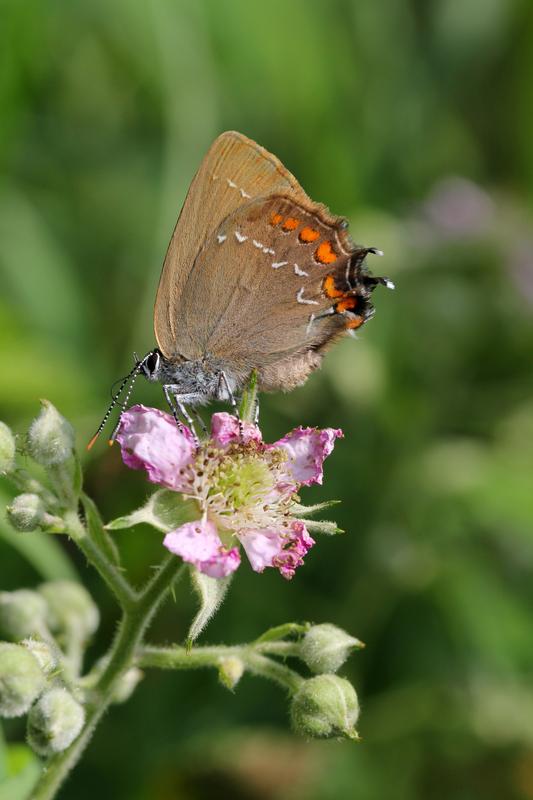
[31,558,185,800]
[64,510,136,610]
[139,642,304,693]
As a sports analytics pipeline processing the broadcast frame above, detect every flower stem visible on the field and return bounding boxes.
[139,642,304,693]
[64,510,136,610]
[31,558,185,800]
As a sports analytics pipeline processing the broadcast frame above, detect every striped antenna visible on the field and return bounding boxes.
[87,360,144,450]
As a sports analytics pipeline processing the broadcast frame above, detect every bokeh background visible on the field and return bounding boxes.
[1,0,533,798]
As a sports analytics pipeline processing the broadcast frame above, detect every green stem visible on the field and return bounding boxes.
[64,510,136,610]
[31,558,185,800]
[139,643,304,693]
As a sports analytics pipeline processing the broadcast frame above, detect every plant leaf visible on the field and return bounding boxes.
[106,490,197,533]
[82,493,121,566]
[291,500,341,517]
[187,567,233,646]
[255,622,309,643]
[301,518,344,535]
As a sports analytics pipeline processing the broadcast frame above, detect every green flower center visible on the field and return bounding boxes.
[209,455,274,513]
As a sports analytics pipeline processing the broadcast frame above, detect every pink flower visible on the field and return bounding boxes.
[116,406,341,580]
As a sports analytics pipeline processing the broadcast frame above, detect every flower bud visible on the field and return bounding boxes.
[27,687,84,755]
[290,675,360,740]
[0,590,49,640]
[112,667,143,704]
[21,639,57,675]
[27,401,74,467]
[218,656,244,691]
[6,494,46,532]
[0,421,16,474]
[0,643,46,718]
[300,624,363,674]
[39,581,99,640]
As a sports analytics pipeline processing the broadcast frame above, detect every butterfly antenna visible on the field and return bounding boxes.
[87,361,143,450]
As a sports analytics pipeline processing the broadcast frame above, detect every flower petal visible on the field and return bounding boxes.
[272,521,315,580]
[239,522,315,579]
[239,528,286,573]
[163,520,240,578]
[210,412,262,449]
[116,405,195,491]
[272,426,343,486]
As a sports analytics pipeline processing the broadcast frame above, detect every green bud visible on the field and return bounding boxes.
[27,401,74,467]
[27,687,85,755]
[300,624,363,674]
[0,590,49,640]
[6,494,46,532]
[218,656,244,691]
[39,581,99,640]
[0,643,46,718]
[0,421,16,474]
[290,675,360,740]
[21,639,57,674]
[112,667,143,704]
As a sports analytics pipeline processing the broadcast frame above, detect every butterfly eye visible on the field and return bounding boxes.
[142,350,161,379]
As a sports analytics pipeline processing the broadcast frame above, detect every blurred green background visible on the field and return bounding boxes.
[1,0,533,798]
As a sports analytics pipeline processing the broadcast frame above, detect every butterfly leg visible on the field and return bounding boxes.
[253,395,260,425]
[163,385,201,447]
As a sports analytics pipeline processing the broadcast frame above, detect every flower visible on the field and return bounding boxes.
[116,406,342,580]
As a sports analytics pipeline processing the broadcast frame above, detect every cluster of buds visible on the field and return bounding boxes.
[0,581,98,756]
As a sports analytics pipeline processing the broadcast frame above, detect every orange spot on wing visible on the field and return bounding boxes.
[299,226,320,243]
[315,240,337,264]
[336,297,358,313]
[282,217,299,231]
[271,212,283,226]
[345,316,363,330]
[323,273,344,299]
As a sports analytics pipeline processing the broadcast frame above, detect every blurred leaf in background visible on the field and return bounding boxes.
[1,0,533,798]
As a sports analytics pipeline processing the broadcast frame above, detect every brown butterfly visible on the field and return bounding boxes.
[89,131,392,447]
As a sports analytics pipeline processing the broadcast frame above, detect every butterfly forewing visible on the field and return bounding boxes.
[154,131,312,360]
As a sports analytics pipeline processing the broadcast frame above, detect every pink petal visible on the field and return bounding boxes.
[239,528,286,573]
[239,522,315,579]
[116,404,195,490]
[163,520,240,578]
[210,412,262,449]
[272,521,315,580]
[272,426,343,486]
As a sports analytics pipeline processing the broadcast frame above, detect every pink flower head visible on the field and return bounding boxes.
[115,404,195,491]
[116,406,341,580]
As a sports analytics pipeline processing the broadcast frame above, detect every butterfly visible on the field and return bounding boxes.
[89,131,392,447]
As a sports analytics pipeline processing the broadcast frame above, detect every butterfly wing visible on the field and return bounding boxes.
[154,131,312,360]
[176,193,371,390]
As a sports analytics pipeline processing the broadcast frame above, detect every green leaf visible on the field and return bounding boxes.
[301,519,344,535]
[255,622,309,643]
[291,500,341,517]
[239,370,258,423]
[0,744,41,800]
[106,490,197,533]
[82,493,121,566]
[187,567,233,646]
